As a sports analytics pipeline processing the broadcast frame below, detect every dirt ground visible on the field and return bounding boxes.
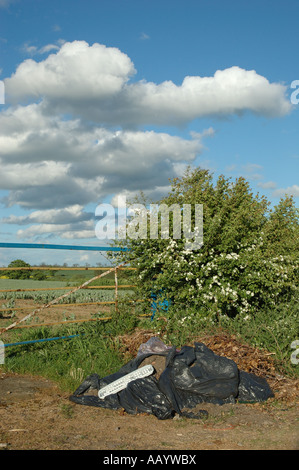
[0,371,298,451]
[0,328,298,451]
[0,298,114,327]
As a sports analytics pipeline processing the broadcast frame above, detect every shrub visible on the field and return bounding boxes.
[115,167,298,320]
[4,259,32,279]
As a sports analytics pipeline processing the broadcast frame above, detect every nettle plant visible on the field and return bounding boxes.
[115,167,298,320]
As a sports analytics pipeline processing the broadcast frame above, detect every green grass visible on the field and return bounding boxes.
[45,268,134,285]
[147,295,299,379]
[220,299,299,378]
[0,278,71,290]
[1,308,140,392]
[1,286,298,393]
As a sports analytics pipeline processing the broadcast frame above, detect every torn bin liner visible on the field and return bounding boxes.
[69,337,274,420]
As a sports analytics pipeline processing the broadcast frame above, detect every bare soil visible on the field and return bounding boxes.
[0,371,298,451]
[0,298,113,328]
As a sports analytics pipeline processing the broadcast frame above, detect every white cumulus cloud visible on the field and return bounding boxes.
[272,185,299,198]
[5,41,136,104]
[4,41,291,126]
[0,40,294,241]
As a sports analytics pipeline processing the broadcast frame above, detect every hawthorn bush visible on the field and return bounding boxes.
[115,167,298,322]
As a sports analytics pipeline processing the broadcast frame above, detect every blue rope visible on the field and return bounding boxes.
[1,334,80,348]
[0,242,129,252]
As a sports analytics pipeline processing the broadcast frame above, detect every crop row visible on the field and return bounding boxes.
[0,289,134,303]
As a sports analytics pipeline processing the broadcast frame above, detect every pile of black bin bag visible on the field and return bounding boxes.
[69,340,274,420]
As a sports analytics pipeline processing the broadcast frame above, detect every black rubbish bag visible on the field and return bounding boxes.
[237,370,275,403]
[69,339,274,420]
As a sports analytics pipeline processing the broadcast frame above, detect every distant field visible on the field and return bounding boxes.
[0,267,134,286]
[0,277,134,305]
[0,267,136,314]
[0,279,71,290]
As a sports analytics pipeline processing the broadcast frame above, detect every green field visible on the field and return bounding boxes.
[0,273,135,305]
[0,278,71,290]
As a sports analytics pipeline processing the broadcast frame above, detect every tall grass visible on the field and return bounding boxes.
[1,308,140,392]
[145,295,299,379]
[1,289,298,393]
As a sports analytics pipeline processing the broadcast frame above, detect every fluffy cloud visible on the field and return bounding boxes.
[5,41,135,105]
[2,205,92,225]
[0,100,205,211]
[21,42,60,56]
[272,185,299,198]
[5,41,291,126]
[0,40,293,242]
[2,205,96,240]
[16,222,95,240]
[258,181,277,190]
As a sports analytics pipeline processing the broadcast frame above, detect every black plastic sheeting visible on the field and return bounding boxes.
[69,339,274,420]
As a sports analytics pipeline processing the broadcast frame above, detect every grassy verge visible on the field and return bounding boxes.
[147,296,299,379]
[1,297,298,393]
[1,308,140,392]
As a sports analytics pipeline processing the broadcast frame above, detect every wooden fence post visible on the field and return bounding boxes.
[115,267,118,313]
[0,262,126,333]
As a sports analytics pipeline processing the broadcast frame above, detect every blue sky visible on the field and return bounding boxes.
[0,0,298,266]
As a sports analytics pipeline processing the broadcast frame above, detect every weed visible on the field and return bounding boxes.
[60,403,74,419]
